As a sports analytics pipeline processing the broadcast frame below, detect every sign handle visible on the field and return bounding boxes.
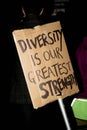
[58,99,71,130]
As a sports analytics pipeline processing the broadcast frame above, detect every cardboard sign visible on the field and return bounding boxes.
[12,21,79,109]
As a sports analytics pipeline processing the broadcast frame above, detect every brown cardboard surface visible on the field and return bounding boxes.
[12,21,79,109]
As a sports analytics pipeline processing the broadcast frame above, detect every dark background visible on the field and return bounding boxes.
[0,0,87,129]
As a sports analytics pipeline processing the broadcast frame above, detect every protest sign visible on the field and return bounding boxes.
[12,21,79,109]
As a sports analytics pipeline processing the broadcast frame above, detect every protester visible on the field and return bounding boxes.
[7,0,68,129]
